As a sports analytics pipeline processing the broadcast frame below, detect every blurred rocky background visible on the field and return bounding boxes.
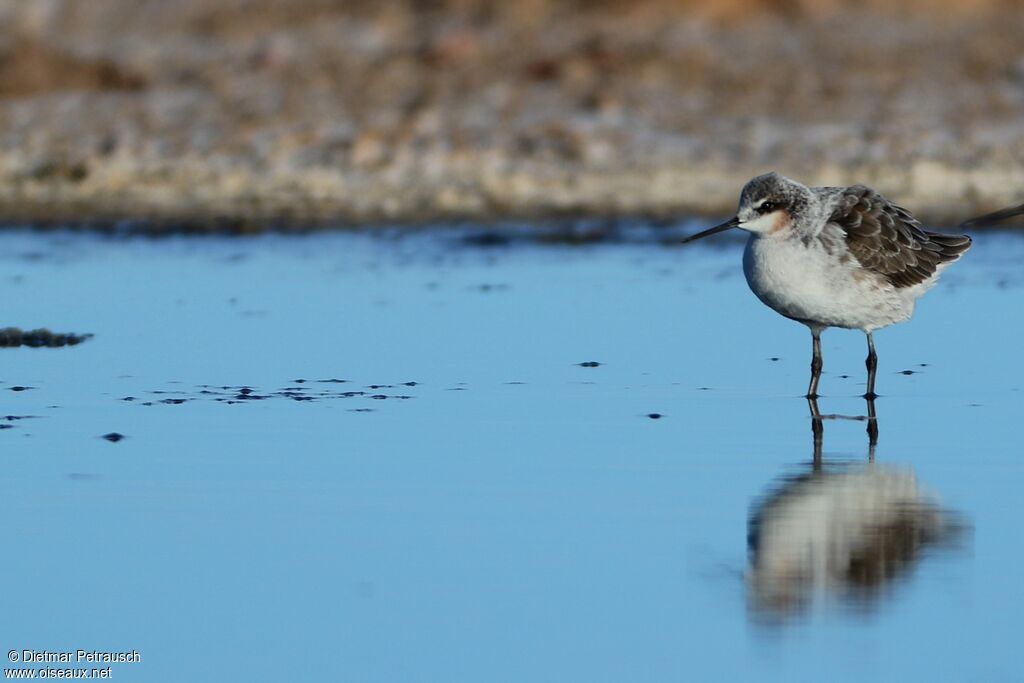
[1,0,1023,228]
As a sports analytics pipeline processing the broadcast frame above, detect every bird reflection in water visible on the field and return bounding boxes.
[747,398,965,619]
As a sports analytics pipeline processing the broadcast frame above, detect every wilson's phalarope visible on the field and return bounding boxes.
[959,202,1024,229]
[683,172,972,398]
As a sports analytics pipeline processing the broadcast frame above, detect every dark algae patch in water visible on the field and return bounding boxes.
[130,381,421,407]
[0,413,38,430]
[0,328,93,347]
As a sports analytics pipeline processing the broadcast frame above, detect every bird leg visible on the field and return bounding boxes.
[864,332,878,400]
[807,330,823,399]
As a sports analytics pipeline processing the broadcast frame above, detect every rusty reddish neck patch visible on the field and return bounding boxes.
[769,209,793,234]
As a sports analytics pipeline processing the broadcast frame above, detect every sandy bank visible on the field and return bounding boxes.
[1,0,1023,228]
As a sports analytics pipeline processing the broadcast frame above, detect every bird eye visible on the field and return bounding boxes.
[759,201,779,214]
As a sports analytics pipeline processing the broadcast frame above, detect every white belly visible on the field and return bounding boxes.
[742,234,920,332]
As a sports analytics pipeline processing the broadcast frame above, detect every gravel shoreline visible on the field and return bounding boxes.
[1,0,1023,229]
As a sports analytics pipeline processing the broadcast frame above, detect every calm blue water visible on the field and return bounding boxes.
[0,227,1020,681]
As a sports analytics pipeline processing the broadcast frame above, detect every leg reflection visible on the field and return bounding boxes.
[806,396,878,465]
[807,397,823,470]
[866,396,878,462]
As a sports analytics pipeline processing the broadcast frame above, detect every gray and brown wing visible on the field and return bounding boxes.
[829,185,972,289]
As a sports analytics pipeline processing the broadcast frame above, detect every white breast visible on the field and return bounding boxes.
[741,233,920,332]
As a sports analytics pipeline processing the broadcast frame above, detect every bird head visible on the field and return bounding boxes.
[683,172,813,243]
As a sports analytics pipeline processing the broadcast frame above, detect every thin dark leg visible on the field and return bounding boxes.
[864,332,878,400]
[807,329,823,399]
[865,395,878,462]
[808,397,823,471]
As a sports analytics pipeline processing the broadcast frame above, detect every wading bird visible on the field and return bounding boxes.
[682,173,971,398]
[960,202,1024,229]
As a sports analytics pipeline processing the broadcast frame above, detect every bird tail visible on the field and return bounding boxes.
[0,328,94,348]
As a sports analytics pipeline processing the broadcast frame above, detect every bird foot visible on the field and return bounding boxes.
[862,392,878,400]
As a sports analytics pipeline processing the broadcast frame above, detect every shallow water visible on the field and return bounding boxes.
[1,226,1021,681]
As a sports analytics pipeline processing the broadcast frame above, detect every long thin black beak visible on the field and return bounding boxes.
[681,216,741,243]
[960,203,1024,229]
